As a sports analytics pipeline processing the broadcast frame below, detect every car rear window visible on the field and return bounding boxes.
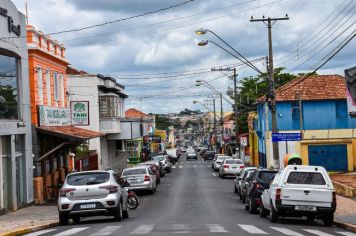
[152,156,165,161]
[225,159,243,164]
[258,171,277,183]
[122,168,147,176]
[287,172,326,185]
[67,172,110,186]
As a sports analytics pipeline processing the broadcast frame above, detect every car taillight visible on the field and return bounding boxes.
[276,188,282,201]
[144,175,150,181]
[332,191,336,204]
[59,188,76,197]
[240,165,245,169]
[223,165,230,168]
[99,185,118,194]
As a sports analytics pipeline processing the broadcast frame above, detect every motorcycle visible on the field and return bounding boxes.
[125,187,140,210]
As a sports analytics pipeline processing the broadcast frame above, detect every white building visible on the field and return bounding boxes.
[67,69,147,173]
[0,0,33,211]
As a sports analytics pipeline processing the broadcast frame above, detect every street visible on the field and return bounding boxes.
[26,155,355,236]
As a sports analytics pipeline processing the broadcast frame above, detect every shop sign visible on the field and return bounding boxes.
[0,6,21,36]
[345,66,356,116]
[38,105,70,126]
[272,132,301,142]
[71,101,89,126]
[240,137,248,146]
[149,135,161,143]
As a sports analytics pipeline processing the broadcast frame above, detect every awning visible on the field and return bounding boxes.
[37,126,104,142]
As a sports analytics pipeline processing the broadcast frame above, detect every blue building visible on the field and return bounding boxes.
[255,74,356,172]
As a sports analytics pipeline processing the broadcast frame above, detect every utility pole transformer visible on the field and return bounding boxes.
[250,15,289,169]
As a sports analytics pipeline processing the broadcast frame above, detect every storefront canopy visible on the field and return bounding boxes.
[37,126,104,142]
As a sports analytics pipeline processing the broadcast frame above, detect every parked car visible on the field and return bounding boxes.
[239,168,257,203]
[58,170,129,225]
[234,167,257,195]
[260,165,336,226]
[139,162,161,184]
[219,159,244,178]
[186,150,197,160]
[121,166,157,193]
[212,156,232,171]
[145,160,165,177]
[245,168,278,214]
[211,154,228,168]
[152,155,172,172]
[203,151,215,161]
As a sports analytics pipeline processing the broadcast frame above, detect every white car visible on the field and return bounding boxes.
[58,170,129,225]
[219,159,244,177]
[212,156,232,171]
[260,165,336,226]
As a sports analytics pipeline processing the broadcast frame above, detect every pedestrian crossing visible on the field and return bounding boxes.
[174,161,211,169]
[25,224,356,236]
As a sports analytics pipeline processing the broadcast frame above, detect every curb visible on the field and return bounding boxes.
[0,222,59,236]
[334,221,356,233]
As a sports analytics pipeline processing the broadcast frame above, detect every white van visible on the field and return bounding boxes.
[260,165,336,226]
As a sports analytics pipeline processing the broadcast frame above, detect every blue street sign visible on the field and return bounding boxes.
[272,133,302,142]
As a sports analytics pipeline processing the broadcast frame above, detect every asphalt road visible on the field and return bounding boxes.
[26,154,355,236]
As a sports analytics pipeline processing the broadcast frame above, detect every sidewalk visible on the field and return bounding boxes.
[334,194,356,231]
[0,204,58,236]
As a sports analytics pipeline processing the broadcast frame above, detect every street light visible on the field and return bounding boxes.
[196,80,225,153]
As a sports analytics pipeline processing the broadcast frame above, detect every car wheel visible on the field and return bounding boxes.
[242,195,246,204]
[239,194,243,200]
[249,198,257,214]
[168,167,171,173]
[59,212,69,225]
[322,213,334,226]
[234,186,238,194]
[72,216,80,224]
[259,204,268,218]
[306,215,315,224]
[114,202,123,221]
[269,204,278,223]
[123,209,129,219]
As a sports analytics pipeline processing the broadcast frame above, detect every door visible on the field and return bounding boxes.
[308,144,348,171]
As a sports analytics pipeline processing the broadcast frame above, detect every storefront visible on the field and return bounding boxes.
[0,0,33,211]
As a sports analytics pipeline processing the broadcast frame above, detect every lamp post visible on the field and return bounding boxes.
[196,80,225,154]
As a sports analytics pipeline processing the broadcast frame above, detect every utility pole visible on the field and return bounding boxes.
[211,67,238,154]
[220,93,224,154]
[213,99,217,153]
[250,15,289,169]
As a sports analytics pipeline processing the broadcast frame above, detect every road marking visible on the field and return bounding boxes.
[206,224,229,233]
[90,226,122,235]
[302,229,334,236]
[238,224,269,234]
[25,229,57,236]
[179,166,183,168]
[54,227,90,236]
[193,165,197,167]
[172,166,176,169]
[172,224,189,230]
[270,227,304,236]
[337,232,356,236]
[212,173,217,176]
[130,224,155,234]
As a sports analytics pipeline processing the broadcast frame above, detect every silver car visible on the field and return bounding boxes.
[213,156,232,171]
[121,166,157,193]
[234,167,257,194]
[219,159,245,177]
[152,155,172,172]
[58,170,128,225]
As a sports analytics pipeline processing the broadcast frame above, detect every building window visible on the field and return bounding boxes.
[291,102,300,120]
[37,67,43,105]
[60,74,65,104]
[336,100,347,118]
[0,54,18,120]
[45,70,51,105]
[53,72,59,102]
[99,95,119,117]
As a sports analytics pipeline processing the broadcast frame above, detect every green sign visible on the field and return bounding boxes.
[71,101,89,126]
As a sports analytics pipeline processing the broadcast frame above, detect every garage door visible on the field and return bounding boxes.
[308,144,348,171]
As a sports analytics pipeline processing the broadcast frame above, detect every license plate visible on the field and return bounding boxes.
[232,167,238,169]
[295,205,316,211]
[80,203,96,209]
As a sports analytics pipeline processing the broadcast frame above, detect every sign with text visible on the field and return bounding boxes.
[240,137,248,146]
[272,133,302,142]
[71,101,89,126]
[38,105,70,126]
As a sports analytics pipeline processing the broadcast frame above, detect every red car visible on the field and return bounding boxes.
[139,163,161,184]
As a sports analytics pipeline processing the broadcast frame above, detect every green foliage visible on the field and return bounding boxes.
[179,108,202,115]
[155,114,171,130]
[0,85,18,119]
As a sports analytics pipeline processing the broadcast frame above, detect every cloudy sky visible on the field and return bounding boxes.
[12,0,356,114]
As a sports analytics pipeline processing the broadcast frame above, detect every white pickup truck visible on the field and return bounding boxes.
[260,165,336,226]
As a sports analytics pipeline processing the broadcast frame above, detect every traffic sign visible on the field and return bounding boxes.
[272,133,301,142]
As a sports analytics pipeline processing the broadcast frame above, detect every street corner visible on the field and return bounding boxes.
[0,222,59,236]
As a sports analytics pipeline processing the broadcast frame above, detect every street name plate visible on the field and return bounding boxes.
[272,133,302,142]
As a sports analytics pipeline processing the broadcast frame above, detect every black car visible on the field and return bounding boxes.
[203,151,215,161]
[245,169,278,214]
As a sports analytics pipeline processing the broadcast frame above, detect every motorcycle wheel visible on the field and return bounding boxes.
[127,195,139,209]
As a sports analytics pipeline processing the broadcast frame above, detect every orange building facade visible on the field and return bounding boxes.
[27,25,69,124]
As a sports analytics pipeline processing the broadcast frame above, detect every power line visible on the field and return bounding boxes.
[1,0,196,40]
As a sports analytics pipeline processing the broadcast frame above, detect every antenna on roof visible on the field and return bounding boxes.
[25,2,29,25]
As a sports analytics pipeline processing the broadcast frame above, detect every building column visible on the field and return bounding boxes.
[10,135,18,211]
